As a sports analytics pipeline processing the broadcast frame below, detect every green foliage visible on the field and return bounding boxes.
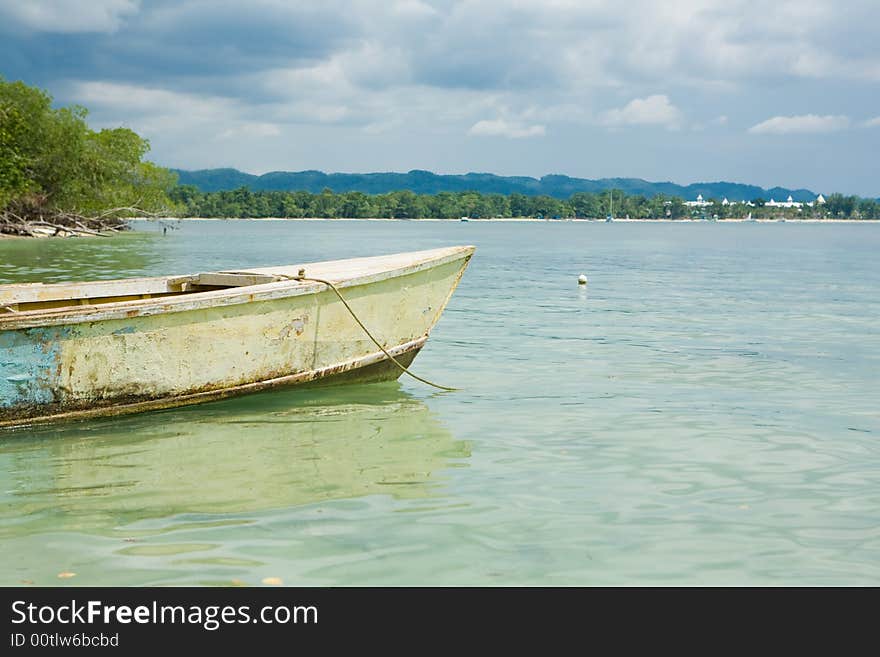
[0,104,30,207]
[168,186,879,220]
[824,193,856,218]
[0,77,176,216]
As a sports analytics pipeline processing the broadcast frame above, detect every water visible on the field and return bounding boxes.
[1,220,879,585]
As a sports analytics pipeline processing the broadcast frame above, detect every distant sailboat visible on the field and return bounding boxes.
[606,190,614,222]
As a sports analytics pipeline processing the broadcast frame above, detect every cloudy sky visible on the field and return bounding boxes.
[1,0,878,194]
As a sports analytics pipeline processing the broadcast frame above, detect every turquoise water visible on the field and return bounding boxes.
[1,220,879,585]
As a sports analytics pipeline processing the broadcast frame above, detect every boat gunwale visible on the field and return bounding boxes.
[0,246,475,329]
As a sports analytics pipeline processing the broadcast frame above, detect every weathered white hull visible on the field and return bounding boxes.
[0,246,474,428]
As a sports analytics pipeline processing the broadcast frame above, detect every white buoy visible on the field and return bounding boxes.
[577,274,588,285]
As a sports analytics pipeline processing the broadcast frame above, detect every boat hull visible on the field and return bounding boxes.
[0,246,473,429]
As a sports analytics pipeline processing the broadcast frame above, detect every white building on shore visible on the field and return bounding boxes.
[684,194,713,207]
[766,194,828,208]
[686,194,826,208]
[766,195,802,208]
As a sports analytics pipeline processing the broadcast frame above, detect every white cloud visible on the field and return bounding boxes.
[72,80,344,132]
[863,116,880,128]
[747,114,850,134]
[0,0,139,33]
[71,81,231,117]
[218,123,282,140]
[789,50,880,82]
[601,95,683,129]
[468,119,546,138]
[391,0,438,18]
[521,103,592,123]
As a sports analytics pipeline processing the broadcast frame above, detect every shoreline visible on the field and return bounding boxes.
[5,219,877,241]
[145,217,880,224]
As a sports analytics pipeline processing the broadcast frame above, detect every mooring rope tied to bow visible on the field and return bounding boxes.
[276,270,458,392]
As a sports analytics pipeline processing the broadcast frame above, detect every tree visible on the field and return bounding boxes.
[0,77,176,221]
[824,193,856,218]
[0,104,30,207]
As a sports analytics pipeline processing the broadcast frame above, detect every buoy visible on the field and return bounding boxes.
[577,274,588,285]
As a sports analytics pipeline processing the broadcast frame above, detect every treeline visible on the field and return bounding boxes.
[169,185,880,220]
[1,78,176,235]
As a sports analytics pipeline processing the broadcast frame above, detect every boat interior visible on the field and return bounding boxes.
[0,246,473,316]
[0,271,285,315]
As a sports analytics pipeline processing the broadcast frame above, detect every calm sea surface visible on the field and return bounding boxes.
[1,220,878,585]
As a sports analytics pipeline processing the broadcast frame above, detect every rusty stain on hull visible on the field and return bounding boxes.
[0,246,474,430]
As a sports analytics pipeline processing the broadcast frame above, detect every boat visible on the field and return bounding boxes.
[0,245,474,429]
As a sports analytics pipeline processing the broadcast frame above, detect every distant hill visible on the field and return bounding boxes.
[172,168,819,202]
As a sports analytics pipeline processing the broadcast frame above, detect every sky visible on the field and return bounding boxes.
[1,0,878,195]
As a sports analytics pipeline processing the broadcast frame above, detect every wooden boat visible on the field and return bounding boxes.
[0,245,474,429]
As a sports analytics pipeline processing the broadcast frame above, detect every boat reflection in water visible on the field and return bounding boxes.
[0,385,469,537]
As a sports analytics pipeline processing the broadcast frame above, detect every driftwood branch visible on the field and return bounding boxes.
[0,204,149,238]
[28,220,109,237]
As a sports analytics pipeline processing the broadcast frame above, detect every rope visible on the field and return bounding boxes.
[278,269,458,392]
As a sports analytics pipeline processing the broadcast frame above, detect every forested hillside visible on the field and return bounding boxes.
[174,168,820,203]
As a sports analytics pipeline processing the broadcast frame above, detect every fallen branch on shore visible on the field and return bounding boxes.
[0,206,160,238]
